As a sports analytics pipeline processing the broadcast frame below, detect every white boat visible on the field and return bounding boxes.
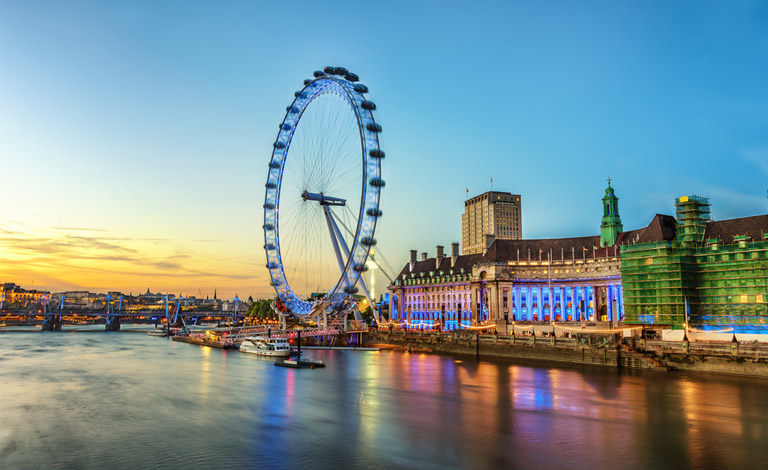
[239,337,291,357]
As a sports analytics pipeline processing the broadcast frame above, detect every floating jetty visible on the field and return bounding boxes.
[172,333,237,349]
[168,324,368,349]
[274,358,326,369]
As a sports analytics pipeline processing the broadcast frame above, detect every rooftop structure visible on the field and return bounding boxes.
[600,180,623,247]
[461,191,522,255]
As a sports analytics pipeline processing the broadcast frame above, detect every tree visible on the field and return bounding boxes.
[361,305,374,324]
[245,299,277,321]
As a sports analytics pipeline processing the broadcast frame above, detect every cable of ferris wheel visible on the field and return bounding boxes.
[334,205,396,284]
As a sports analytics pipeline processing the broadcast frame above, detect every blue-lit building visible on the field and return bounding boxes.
[389,183,635,330]
[387,182,671,331]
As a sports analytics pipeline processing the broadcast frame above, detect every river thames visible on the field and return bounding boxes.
[1,325,767,469]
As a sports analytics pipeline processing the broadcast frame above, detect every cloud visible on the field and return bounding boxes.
[0,222,261,296]
[51,226,109,232]
[703,185,766,219]
[742,148,768,177]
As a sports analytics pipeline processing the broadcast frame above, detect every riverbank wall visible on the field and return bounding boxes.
[633,338,768,377]
[367,330,768,377]
[368,329,666,371]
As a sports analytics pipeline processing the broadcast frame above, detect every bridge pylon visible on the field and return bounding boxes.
[105,294,121,331]
[105,315,121,331]
[41,313,62,331]
[41,295,62,331]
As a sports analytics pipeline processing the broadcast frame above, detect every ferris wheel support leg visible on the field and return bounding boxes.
[323,206,347,276]
[324,205,380,325]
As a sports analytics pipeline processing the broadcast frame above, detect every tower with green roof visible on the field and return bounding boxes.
[600,179,623,247]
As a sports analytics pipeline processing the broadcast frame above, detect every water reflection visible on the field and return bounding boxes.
[1,327,767,469]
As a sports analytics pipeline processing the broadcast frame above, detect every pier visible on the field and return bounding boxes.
[170,322,369,350]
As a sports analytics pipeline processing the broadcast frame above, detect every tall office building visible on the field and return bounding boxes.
[461,191,522,254]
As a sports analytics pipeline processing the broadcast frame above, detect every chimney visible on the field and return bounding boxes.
[436,245,445,270]
[451,242,459,268]
[409,250,417,272]
[421,252,428,261]
[483,234,496,256]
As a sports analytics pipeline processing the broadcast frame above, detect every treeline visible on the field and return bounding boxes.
[246,299,278,320]
[245,299,380,324]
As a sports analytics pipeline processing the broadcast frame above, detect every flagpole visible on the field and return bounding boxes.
[548,250,552,317]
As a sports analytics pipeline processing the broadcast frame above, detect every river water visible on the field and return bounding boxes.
[1,325,767,469]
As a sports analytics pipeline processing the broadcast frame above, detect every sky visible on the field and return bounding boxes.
[1,0,767,300]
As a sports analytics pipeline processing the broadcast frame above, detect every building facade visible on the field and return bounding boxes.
[621,195,768,332]
[389,184,768,335]
[390,183,638,330]
[1,283,49,307]
[461,191,522,255]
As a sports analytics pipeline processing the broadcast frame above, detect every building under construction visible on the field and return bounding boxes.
[621,195,768,332]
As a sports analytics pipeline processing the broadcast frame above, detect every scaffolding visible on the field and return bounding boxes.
[675,195,711,245]
[621,241,694,327]
[623,195,768,330]
[622,233,768,330]
[693,236,768,331]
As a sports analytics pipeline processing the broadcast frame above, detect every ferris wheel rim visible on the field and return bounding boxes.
[263,68,383,315]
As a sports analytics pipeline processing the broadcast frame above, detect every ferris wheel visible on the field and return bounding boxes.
[263,66,384,322]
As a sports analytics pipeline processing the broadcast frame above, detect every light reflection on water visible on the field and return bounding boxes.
[1,325,767,469]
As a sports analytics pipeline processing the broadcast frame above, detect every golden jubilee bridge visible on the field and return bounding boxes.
[0,294,247,332]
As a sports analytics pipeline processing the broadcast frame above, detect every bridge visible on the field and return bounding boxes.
[0,294,253,331]
[0,307,246,332]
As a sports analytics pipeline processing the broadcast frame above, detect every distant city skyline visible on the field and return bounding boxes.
[2,1,767,299]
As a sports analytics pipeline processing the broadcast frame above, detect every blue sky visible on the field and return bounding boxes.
[1,0,767,299]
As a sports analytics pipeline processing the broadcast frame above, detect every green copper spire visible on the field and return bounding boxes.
[600,178,623,247]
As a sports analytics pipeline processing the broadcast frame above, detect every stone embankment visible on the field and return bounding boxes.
[633,338,768,377]
[368,329,665,371]
[367,329,768,377]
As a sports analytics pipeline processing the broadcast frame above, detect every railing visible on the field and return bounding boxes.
[638,339,768,358]
[0,310,246,317]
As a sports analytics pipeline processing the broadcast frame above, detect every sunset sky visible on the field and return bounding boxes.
[2,0,767,300]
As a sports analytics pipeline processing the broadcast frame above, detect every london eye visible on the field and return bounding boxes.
[263,66,384,324]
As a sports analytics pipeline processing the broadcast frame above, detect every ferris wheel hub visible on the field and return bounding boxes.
[301,190,347,206]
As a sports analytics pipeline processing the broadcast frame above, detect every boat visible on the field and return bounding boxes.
[239,337,292,357]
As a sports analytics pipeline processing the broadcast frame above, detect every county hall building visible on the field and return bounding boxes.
[387,183,768,334]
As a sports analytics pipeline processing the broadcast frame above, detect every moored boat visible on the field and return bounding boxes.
[239,337,291,356]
